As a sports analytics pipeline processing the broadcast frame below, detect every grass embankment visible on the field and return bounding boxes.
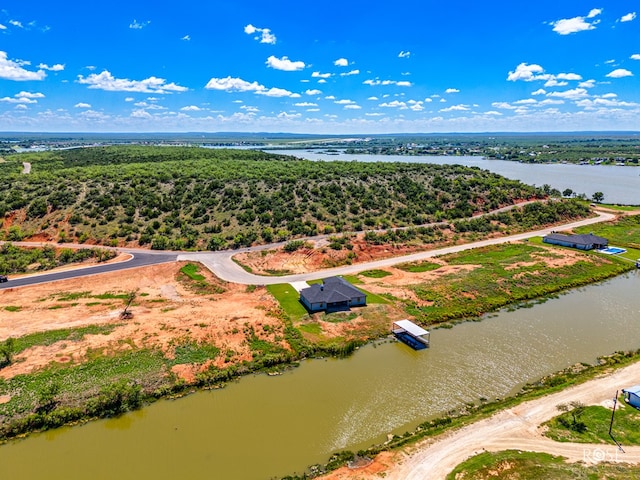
[446,450,640,480]
[544,397,640,445]
[405,241,634,325]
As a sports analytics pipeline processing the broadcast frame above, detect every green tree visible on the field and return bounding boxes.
[36,381,61,413]
[592,191,605,203]
[0,337,16,368]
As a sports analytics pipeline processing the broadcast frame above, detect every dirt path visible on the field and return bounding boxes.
[368,360,640,480]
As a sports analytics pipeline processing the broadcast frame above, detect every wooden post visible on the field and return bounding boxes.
[609,390,625,452]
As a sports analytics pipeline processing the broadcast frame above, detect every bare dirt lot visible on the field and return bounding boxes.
[1,239,591,384]
[0,262,285,382]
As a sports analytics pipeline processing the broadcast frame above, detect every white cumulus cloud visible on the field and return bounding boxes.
[445,88,460,93]
[0,51,46,81]
[379,100,407,109]
[38,63,65,72]
[78,70,188,93]
[620,12,636,22]
[180,105,202,111]
[440,104,470,112]
[305,89,322,95]
[579,79,596,88]
[312,71,332,78]
[547,88,589,100]
[364,79,412,87]
[266,55,305,71]
[334,58,349,67]
[340,70,360,76]
[606,68,633,78]
[258,87,298,98]
[557,73,582,81]
[74,102,91,108]
[631,54,640,61]
[0,91,45,104]
[398,51,411,58]
[244,24,276,44]
[507,63,548,81]
[551,9,601,35]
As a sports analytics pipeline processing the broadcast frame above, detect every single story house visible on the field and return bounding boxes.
[299,277,367,313]
[622,385,640,409]
[542,233,608,251]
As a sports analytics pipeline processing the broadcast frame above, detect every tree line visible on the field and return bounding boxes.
[1,146,546,250]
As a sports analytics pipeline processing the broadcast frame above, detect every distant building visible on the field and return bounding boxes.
[299,277,366,313]
[542,233,608,251]
[622,385,640,409]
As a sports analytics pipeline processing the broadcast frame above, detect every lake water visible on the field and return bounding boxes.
[1,272,639,480]
[268,149,640,206]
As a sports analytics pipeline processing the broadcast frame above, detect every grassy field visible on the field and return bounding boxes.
[396,260,441,273]
[0,349,168,421]
[406,241,633,325]
[576,214,640,252]
[544,399,640,445]
[446,450,640,479]
[359,269,392,278]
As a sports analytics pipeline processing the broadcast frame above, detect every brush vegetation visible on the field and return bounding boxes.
[0,145,547,249]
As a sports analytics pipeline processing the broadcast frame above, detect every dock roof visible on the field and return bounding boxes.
[393,319,429,337]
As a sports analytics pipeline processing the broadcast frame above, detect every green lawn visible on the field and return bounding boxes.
[575,214,640,249]
[544,400,640,445]
[359,269,392,278]
[396,260,441,273]
[447,450,640,480]
[266,284,309,321]
[267,278,389,322]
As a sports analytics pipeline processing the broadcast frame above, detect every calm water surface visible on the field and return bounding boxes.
[1,273,639,480]
[270,149,640,205]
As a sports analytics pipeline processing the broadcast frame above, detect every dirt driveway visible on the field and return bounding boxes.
[324,360,640,480]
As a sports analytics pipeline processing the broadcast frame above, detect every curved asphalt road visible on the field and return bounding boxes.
[0,250,177,290]
[0,210,615,289]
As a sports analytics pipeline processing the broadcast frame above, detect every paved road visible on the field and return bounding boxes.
[0,250,177,290]
[0,210,615,289]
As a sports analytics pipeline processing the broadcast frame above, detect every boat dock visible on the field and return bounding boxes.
[392,319,430,350]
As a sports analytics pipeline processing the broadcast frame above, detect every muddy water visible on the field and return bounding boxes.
[1,273,639,480]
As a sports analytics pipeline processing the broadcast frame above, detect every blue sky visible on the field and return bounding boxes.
[1,1,639,133]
